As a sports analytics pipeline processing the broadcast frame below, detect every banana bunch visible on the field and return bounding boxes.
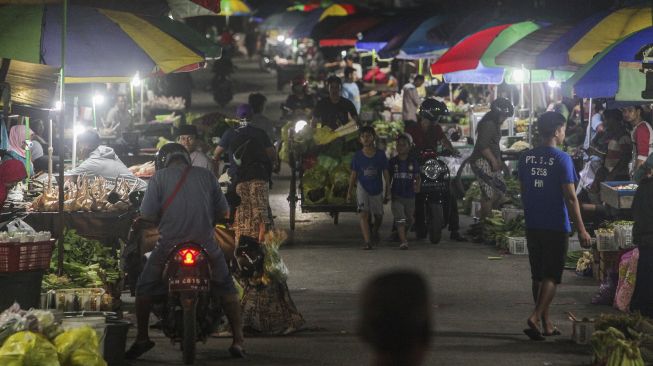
[592,327,646,366]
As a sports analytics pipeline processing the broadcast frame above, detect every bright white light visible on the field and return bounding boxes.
[547,79,560,88]
[284,38,293,46]
[294,120,308,133]
[131,73,141,87]
[74,124,86,136]
[92,94,104,105]
[52,101,62,111]
[341,50,347,57]
[292,46,298,53]
[277,35,285,42]
[168,12,174,20]
[512,69,526,83]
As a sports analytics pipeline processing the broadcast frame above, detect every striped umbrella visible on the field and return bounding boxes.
[318,3,355,21]
[219,0,251,16]
[0,4,213,83]
[564,26,653,98]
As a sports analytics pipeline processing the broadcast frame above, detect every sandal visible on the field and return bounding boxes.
[125,340,155,360]
[399,243,408,250]
[543,327,561,336]
[362,243,373,250]
[229,345,246,358]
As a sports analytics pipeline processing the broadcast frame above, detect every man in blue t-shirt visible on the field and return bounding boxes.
[341,67,361,114]
[518,112,591,341]
[389,134,420,249]
[348,126,390,250]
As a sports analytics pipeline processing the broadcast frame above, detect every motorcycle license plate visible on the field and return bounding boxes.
[169,277,210,292]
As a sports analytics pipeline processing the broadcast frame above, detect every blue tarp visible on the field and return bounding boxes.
[443,63,505,85]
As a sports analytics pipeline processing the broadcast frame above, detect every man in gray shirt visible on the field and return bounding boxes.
[402,75,425,126]
[176,124,217,176]
[125,143,244,359]
[470,98,513,219]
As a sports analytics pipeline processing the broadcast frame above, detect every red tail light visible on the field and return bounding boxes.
[178,248,200,266]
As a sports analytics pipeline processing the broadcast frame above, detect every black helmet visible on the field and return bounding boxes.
[155,143,191,171]
[491,97,514,116]
[418,98,449,122]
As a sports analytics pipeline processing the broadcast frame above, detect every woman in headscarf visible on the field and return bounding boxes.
[0,159,26,206]
[6,125,35,174]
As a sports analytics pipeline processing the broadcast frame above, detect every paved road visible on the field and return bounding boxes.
[124,57,609,366]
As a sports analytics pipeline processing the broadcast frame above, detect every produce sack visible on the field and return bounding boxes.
[54,326,106,366]
[302,167,328,205]
[614,248,639,312]
[262,230,289,283]
[317,155,339,172]
[0,331,60,366]
[327,166,351,204]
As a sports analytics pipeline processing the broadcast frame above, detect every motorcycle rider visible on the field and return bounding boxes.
[125,143,245,360]
[283,77,315,116]
[405,98,464,241]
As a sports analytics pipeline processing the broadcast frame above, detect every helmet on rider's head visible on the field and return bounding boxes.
[155,143,191,171]
[418,98,449,122]
[490,97,514,116]
[291,77,307,88]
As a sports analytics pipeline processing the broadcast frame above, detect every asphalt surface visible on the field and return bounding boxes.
[123,57,611,366]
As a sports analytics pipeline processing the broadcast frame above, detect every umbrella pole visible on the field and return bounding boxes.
[48,118,52,190]
[25,117,31,182]
[140,82,144,123]
[57,0,68,276]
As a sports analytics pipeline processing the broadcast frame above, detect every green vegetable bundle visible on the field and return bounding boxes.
[481,211,525,250]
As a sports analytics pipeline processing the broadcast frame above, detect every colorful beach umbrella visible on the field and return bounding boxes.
[356,13,421,52]
[318,3,355,21]
[219,0,251,16]
[287,0,328,12]
[0,5,208,83]
[495,22,575,69]
[260,11,307,31]
[393,15,448,60]
[168,0,221,18]
[568,6,651,65]
[319,15,384,47]
[430,22,540,75]
[564,27,653,98]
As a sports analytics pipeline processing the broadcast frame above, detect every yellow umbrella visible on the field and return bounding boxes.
[318,3,355,21]
[219,0,251,16]
[568,5,652,65]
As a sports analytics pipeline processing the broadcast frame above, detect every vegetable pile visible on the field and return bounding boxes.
[31,177,134,212]
[591,313,653,366]
[42,229,120,291]
[302,153,354,205]
[467,210,525,250]
[0,304,106,366]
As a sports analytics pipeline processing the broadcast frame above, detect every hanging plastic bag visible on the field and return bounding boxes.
[614,248,639,312]
[7,219,36,234]
[0,331,60,366]
[54,326,106,366]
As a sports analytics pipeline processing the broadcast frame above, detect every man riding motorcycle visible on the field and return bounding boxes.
[405,99,464,241]
[125,143,245,360]
[283,78,315,117]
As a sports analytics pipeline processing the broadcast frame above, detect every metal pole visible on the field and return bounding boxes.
[47,118,52,190]
[529,71,534,145]
[140,82,144,123]
[24,116,31,181]
[71,96,77,168]
[57,0,68,276]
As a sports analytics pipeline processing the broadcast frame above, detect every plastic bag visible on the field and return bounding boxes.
[7,219,36,234]
[263,245,289,283]
[592,270,619,305]
[302,167,328,204]
[614,248,639,312]
[0,331,60,366]
[313,127,338,145]
[54,326,106,366]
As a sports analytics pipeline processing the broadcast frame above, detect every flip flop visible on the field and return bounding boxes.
[543,327,561,337]
[229,345,246,358]
[124,340,155,360]
[523,328,546,341]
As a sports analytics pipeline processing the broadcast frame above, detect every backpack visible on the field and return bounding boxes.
[231,126,271,183]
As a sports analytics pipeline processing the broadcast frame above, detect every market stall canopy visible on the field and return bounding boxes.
[253,1,292,19]
[394,15,448,60]
[495,23,575,69]
[218,0,250,16]
[310,12,354,41]
[430,22,540,74]
[0,5,208,83]
[564,26,653,98]
[376,13,433,59]
[287,0,328,12]
[567,5,652,65]
[144,15,222,59]
[318,3,355,21]
[534,10,609,69]
[168,0,220,18]
[442,65,572,85]
[260,11,307,31]
[290,8,323,38]
[355,13,419,52]
[0,59,59,111]
[319,14,384,47]
[445,10,519,47]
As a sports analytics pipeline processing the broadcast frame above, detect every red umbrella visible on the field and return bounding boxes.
[430,24,511,75]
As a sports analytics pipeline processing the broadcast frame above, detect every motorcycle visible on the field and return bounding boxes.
[416,149,452,244]
[119,193,222,365]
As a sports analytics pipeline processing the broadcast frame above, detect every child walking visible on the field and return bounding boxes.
[389,134,420,249]
[347,126,390,250]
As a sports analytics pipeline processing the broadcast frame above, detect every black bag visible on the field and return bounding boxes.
[230,236,264,279]
[231,128,271,183]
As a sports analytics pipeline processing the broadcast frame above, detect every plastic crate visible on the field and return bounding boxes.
[614,224,634,249]
[501,208,524,222]
[596,231,618,251]
[508,237,528,255]
[51,288,107,312]
[0,240,54,273]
